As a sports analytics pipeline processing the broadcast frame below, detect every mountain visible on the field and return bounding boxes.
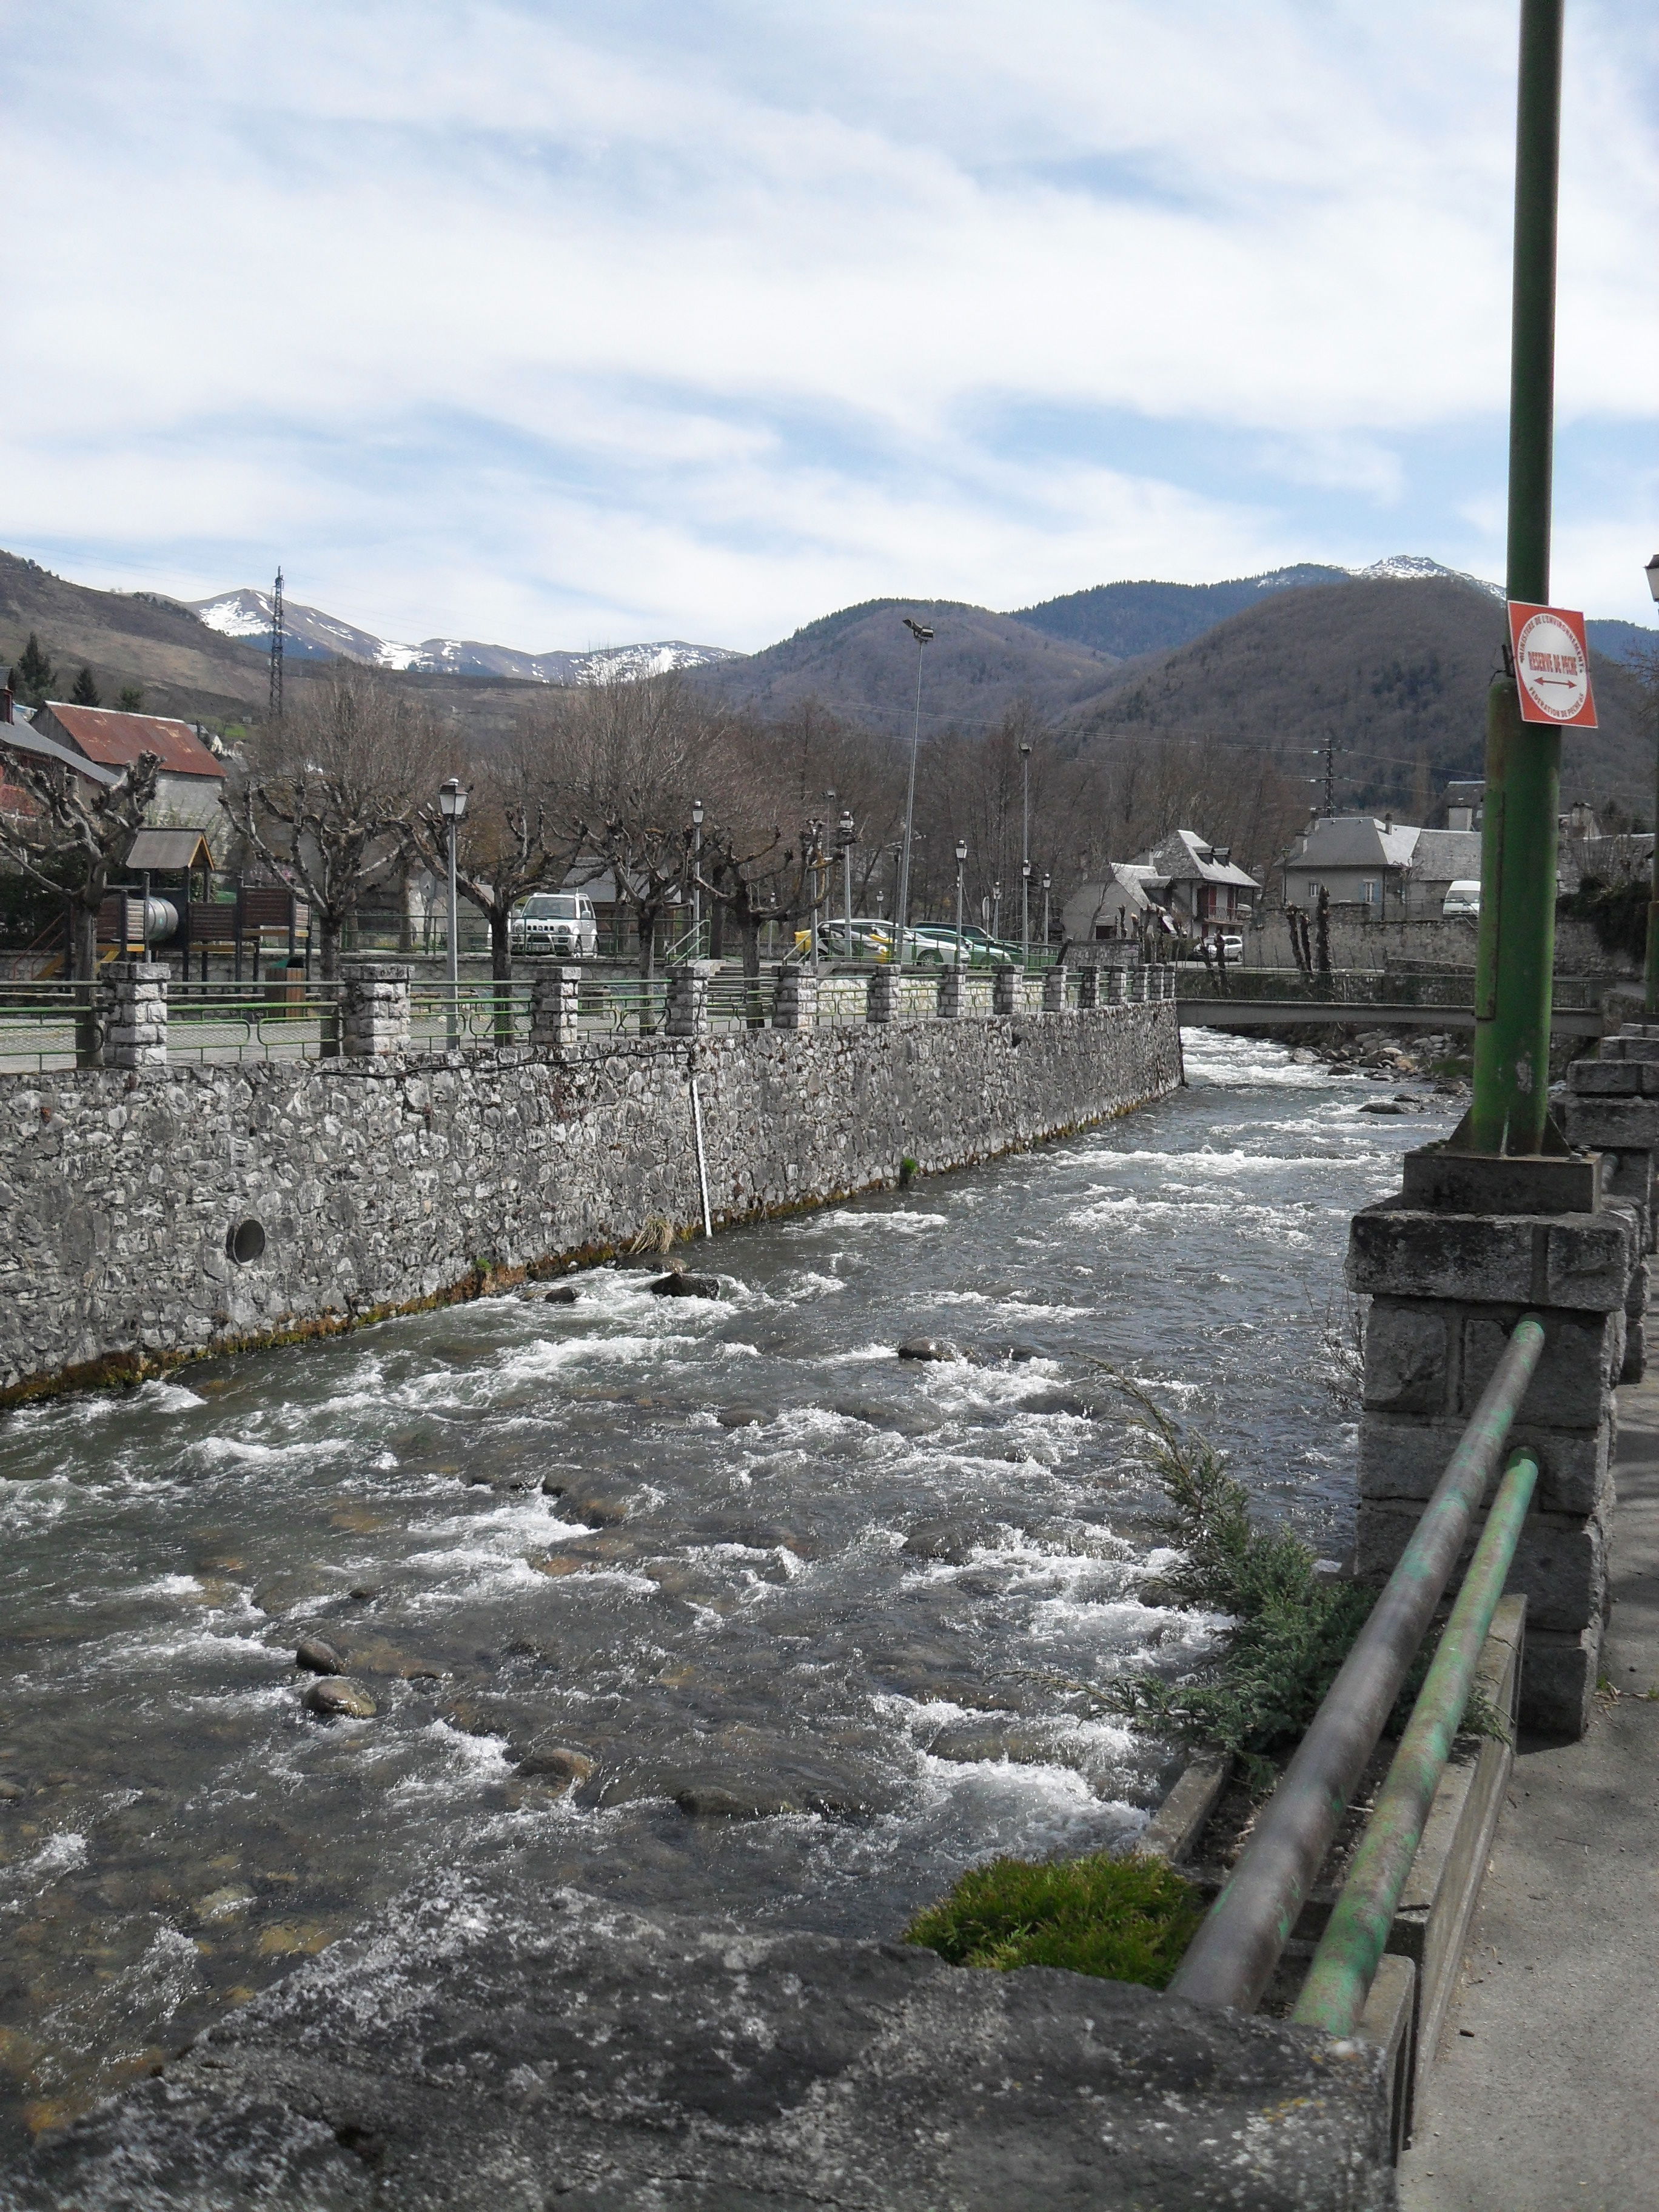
[189,587,737,685]
[0,551,268,721]
[1013,555,1504,663]
[1064,572,1653,816]
[688,597,1125,735]
[1586,618,1658,670]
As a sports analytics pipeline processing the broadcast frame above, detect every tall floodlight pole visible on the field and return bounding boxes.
[268,568,285,720]
[954,837,967,947]
[894,617,934,968]
[1467,0,1564,1156]
[439,777,467,1050]
[1644,555,1659,1013]
[1019,738,1033,962]
[691,797,704,954]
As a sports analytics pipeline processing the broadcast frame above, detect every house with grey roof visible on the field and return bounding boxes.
[1133,828,1261,943]
[1282,815,1482,920]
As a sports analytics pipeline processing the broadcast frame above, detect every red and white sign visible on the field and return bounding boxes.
[1507,601,1598,728]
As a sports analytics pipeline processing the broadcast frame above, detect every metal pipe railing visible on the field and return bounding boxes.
[1167,1313,1546,2013]
[1292,1445,1538,2037]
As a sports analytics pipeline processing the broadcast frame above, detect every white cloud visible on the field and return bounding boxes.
[3,0,1655,646]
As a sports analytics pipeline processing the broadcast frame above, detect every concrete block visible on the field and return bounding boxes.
[1520,1623,1602,1737]
[1041,968,1068,1013]
[865,970,899,1024]
[1568,1057,1659,1096]
[1361,1301,1451,1415]
[1356,1499,1607,1635]
[1348,1203,1630,1313]
[991,969,1018,1016]
[1356,1412,1610,1520]
[1460,1306,1623,1429]
[1074,968,1100,1010]
[1562,1093,1659,1147]
[936,970,967,1021]
[1603,1035,1659,1062]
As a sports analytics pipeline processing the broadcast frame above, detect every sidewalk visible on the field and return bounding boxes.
[1398,1368,1659,2211]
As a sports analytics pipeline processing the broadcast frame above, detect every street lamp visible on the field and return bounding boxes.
[1019,737,1033,963]
[839,808,856,956]
[894,617,934,967]
[805,817,825,974]
[991,878,1002,940]
[690,797,704,954]
[438,776,468,1048]
[1041,870,1051,951]
[1644,557,1659,1013]
[954,837,968,947]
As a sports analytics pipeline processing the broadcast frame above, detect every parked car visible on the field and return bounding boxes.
[794,917,923,961]
[911,925,1020,968]
[1216,931,1244,960]
[508,891,598,958]
[1442,880,1481,918]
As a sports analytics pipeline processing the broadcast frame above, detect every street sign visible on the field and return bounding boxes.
[1507,601,1598,727]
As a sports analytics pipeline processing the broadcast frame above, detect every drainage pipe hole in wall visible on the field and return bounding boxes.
[226,1219,267,1265]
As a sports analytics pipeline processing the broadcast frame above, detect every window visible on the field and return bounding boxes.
[1362,879,1378,906]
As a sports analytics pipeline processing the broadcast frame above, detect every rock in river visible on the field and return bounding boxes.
[294,1637,345,1676]
[303,1678,377,1720]
[649,1270,722,1299]
[896,1336,959,1362]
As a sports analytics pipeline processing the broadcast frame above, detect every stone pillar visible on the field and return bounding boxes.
[991,967,1019,1016]
[1075,966,1100,1011]
[101,960,168,1069]
[665,959,716,1038]
[1042,965,1069,1013]
[774,968,819,1030]
[1348,1156,1638,1737]
[1561,1025,1658,1382]
[341,962,411,1057]
[937,968,967,1020]
[866,968,900,1024]
[530,964,583,1050]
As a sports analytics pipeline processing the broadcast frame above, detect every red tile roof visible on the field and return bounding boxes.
[38,703,226,780]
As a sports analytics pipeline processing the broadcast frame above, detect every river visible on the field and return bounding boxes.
[0,1029,1453,2143]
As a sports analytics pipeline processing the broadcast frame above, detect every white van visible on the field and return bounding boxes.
[1441,880,1481,919]
[509,891,598,958]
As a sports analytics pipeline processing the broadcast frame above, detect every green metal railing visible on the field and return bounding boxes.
[1168,1314,1545,2015]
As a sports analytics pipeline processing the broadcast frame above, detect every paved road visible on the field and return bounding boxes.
[1398,1367,1659,2211]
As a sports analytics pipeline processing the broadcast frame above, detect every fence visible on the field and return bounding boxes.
[0,958,1176,1073]
[1175,965,1609,1014]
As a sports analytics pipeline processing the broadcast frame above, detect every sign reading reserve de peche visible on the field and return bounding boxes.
[1506,601,1598,728]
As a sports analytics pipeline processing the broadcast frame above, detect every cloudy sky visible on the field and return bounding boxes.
[5,0,1656,651]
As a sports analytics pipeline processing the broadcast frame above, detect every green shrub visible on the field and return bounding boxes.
[905,1849,1202,1988]
[1558,876,1647,964]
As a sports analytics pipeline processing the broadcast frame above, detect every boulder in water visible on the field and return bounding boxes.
[303,1678,376,1720]
[896,1337,958,1362]
[651,1271,722,1299]
[294,1637,344,1677]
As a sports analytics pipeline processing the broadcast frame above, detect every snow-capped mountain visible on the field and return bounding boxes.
[188,588,738,685]
[1351,555,1506,601]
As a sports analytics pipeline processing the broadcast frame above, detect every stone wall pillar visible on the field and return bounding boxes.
[340,963,411,1057]
[1348,1161,1638,1737]
[101,960,168,1069]
[1563,1026,1659,1383]
[665,959,716,1038]
[774,968,819,1030]
[1075,967,1100,1011]
[937,968,967,1021]
[991,967,1019,1017]
[866,968,900,1024]
[1042,966,1069,1013]
[530,964,583,1050]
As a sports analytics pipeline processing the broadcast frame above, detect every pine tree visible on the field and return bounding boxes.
[15,633,54,706]
[118,684,145,712]
[71,666,101,707]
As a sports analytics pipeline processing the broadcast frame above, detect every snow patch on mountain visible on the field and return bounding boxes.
[1353,555,1506,600]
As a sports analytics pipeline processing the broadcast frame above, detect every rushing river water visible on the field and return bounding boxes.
[0,1031,1455,2144]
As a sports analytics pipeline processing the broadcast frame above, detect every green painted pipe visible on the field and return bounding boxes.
[1291,1447,1538,2040]
[1467,0,1563,1158]
[1167,1316,1546,2014]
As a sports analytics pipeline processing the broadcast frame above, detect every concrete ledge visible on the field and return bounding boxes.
[13,1885,1395,2211]
[1141,1752,1232,1862]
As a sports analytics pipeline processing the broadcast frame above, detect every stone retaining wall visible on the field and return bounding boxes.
[0,1003,1181,1400]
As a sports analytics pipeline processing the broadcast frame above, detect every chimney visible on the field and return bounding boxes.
[1,671,12,725]
[1384,810,1393,833]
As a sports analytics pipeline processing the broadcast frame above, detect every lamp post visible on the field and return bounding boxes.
[954,837,968,948]
[805,818,825,974]
[894,617,934,968]
[691,797,704,956]
[438,776,467,1050]
[1019,737,1032,963]
[1644,555,1659,1013]
[1041,870,1051,951]
[991,879,1002,941]
[839,808,856,956]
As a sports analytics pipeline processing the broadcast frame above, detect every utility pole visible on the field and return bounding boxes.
[1324,731,1336,818]
[1019,737,1033,961]
[1466,0,1564,1156]
[268,568,285,721]
[894,617,933,967]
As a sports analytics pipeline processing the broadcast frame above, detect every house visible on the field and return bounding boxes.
[1134,828,1261,943]
[1281,814,1483,921]
[28,702,227,851]
[1060,862,1159,942]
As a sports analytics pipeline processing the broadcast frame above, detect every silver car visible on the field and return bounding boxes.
[509,892,598,958]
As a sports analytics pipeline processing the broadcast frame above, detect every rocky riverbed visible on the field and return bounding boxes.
[0,1030,1456,2152]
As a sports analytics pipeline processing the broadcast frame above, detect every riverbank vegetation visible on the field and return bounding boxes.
[905,1849,1202,1988]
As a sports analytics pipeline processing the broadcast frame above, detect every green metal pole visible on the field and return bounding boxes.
[1646,729,1659,1014]
[1467,0,1563,1156]
[1292,1447,1538,2039]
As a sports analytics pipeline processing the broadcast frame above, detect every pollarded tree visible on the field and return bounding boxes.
[221,666,451,985]
[0,749,161,1061]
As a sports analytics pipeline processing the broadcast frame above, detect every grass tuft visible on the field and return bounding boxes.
[906,1849,1202,1987]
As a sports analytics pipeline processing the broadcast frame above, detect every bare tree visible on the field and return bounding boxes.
[221,668,450,982]
[410,728,580,985]
[695,821,823,1017]
[0,750,160,987]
